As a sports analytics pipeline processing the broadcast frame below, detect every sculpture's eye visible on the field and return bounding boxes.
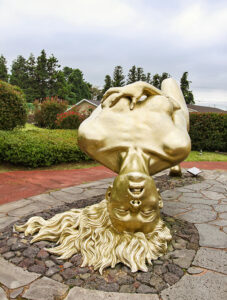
[140,210,154,217]
[114,208,129,216]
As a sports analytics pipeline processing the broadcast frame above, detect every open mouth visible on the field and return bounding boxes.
[128,186,145,198]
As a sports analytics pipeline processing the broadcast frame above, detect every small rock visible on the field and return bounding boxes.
[50,255,64,265]
[28,264,46,274]
[37,249,49,259]
[117,274,134,285]
[6,237,17,247]
[3,251,15,259]
[18,258,35,268]
[136,272,151,284]
[119,284,136,293]
[137,284,157,294]
[187,267,203,274]
[167,263,184,277]
[23,247,39,258]
[79,273,90,280]
[172,249,196,268]
[163,272,179,285]
[187,242,199,251]
[63,262,73,269]
[150,275,167,292]
[70,254,82,266]
[46,266,59,277]
[20,239,28,244]
[10,256,23,264]
[35,241,51,248]
[100,282,119,292]
[66,278,83,286]
[76,267,90,274]
[61,268,76,279]
[154,264,167,275]
[51,273,64,283]
[0,246,10,254]
[11,242,27,251]
[45,260,55,268]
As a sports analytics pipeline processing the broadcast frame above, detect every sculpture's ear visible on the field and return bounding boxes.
[157,188,163,209]
[106,185,112,201]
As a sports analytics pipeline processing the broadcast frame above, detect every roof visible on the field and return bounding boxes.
[76,99,100,107]
[187,104,226,113]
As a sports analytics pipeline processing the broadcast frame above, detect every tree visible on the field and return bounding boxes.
[136,67,146,81]
[89,85,102,101]
[146,72,151,84]
[0,55,8,82]
[151,72,170,89]
[102,75,112,94]
[26,53,39,101]
[46,54,61,97]
[67,69,91,104]
[112,66,125,87]
[35,50,49,99]
[10,55,28,91]
[127,65,137,84]
[180,72,195,104]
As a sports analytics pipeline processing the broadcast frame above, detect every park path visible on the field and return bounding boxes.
[0,162,226,205]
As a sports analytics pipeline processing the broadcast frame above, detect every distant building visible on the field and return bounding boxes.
[67,99,100,114]
[187,104,226,114]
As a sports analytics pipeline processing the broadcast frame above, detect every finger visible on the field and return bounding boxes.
[102,88,121,102]
[130,96,137,110]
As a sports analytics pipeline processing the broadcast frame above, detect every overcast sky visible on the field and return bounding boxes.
[0,0,226,109]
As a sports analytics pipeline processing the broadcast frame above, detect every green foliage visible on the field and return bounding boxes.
[0,80,27,130]
[102,75,112,95]
[34,97,68,129]
[0,128,89,167]
[0,55,8,82]
[151,72,170,89]
[180,72,194,104]
[112,66,125,87]
[127,65,137,84]
[189,113,227,151]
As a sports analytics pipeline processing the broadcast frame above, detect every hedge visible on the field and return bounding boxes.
[0,128,90,168]
[189,113,227,152]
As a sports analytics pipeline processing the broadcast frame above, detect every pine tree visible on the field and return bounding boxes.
[151,73,161,88]
[112,66,125,87]
[10,55,29,97]
[26,53,38,101]
[35,50,49,100]
[0,55,8,82]
[136,67,146,81]
[127,65,137,84]
[180,72,195,104]
[47,54,61,96]
[146,72,151,84]
[102,75,112,94]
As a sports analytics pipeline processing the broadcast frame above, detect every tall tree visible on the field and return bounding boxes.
[127,65,137,84]
[26,53,39,101]
[35,50,49,99]
[112,66,125,87]
[0,55,8,82]
[102,75,112,94]
[136,67,146,81]
[10,55,28,91]
[151,72,170,89]
[46,54,61,97]
[146,72,151,84]
[180,72,195,104]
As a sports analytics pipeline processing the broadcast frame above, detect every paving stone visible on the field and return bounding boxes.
[163,272,179,285]
[150,275,167,291]
[161,190,182,200]
[220,212,227,219]
[177,208,217,223]
[45,266,60,277]
[167,264,184,277]
[23,276,68,300]
[117,274,134,285]
[28,264,46,274]
[0,257,40,288]
[0,199,32,214]
[187,267,203,274]
[136,272,151,284]
[3,251,15,259]
[213,204,227,213]
[184,182,211,191]
[100,282,119,292]
[6,237,18,246]
[27,194,65,207]
[0,287,7,300]
[61,268,77,279]
[37,248,50,259]
[190,203,212,210]
[223,226,227,233]
[18,258,35,268]
[178,195,218,205]
[79,273,90,280]
[23,246,39,258]
[193,247,227,274]
[208,185,227,193]
[61,187,84,194]
[195,223,227,248]
[0,216,19,230]
[45,260,55,268]
[202,190,225,201]
[208,219,227,226]
[161,206,188,216]
[161,271,227,300]
[8,202,50,217]
[63,262,73,269]
[171,249,196,268]
[11,241,27,251]
[66,286,159,299]
[67,278,83,286]
[35,241,51,248]
[10,287,23,298]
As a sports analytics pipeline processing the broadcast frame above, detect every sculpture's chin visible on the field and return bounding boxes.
[15,200,172,274]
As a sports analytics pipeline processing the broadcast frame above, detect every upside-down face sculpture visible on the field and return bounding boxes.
[106,172,163,233]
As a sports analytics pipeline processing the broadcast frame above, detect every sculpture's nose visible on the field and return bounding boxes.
[130,199,142,207]
[128,172,146,183]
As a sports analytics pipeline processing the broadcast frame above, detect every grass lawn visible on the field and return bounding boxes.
[186,151,227,162]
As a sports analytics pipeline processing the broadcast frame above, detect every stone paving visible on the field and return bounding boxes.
[0,169,226,299]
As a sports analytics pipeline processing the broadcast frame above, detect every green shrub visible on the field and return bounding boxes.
[34,97,68,129]
[0,80,27,130]
[189,113,227,151]
[0,128,90,167]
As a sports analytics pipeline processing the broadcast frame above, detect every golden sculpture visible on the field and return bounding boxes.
[15,78,191,274]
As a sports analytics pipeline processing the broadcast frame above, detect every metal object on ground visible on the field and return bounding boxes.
[15,79,191,273]
[187,167,202,176]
